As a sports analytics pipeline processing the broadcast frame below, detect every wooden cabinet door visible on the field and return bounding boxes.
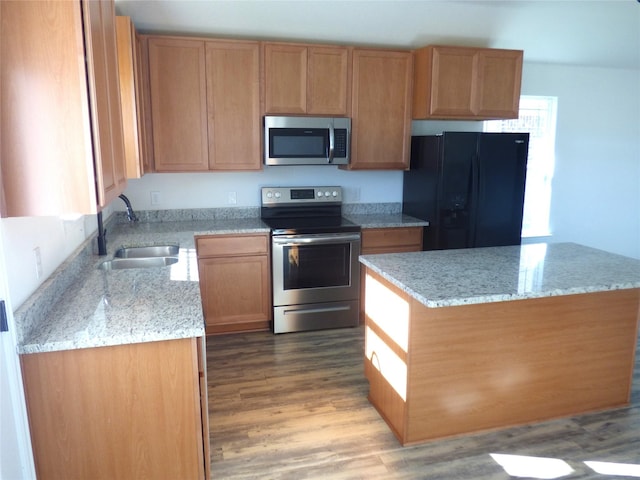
[116,16,146,178]
[349,49,413,170]
[206,40,261,170]
[361,227,423,254]
[473,49,523,118]
[307,46,350,115]
[21,339,206,479]
[413,45,523,120]
[428,46,476,117]
[1,0,97,216]
[196,234,271,334]
[83,0,127,207]
[198,255,271,334]
[148,37,208,171]
[263,43,307,114]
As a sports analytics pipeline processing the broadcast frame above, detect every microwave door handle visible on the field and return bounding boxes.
[328,123,335,164]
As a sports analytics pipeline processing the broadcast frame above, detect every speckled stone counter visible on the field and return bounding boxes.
[15,208,425,355]
[360,242,640,308]
[15,218,269,354]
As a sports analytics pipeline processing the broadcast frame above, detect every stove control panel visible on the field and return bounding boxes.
[262,186,343,205]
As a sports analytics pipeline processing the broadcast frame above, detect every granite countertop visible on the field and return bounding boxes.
[15,218,270,354]
[16,210,422,355]
[360,242,640,308]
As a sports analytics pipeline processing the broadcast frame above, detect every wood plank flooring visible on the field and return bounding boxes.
[207,326,640,479]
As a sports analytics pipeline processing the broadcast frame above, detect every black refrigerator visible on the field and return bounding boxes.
[402,132,529,251]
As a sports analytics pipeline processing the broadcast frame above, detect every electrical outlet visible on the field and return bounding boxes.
[33,246,43,279]
[227,191,237,205]
[150,191,161,205]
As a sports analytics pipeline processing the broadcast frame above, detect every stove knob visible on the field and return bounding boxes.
[332,191,338,197]
[266,191,273,199]
[324,191,330,198]
[317,191,323,197]
[274,192,281,199]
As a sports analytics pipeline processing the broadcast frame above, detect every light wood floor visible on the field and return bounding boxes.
[207,326,640,479]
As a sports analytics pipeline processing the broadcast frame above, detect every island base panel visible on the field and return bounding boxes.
[364,268,639,445]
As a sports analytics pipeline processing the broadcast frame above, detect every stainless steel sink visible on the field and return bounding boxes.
[98,244,180,270]
[114,245,179,258]
[98,256,179,271]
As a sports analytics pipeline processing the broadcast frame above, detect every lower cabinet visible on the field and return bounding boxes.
[196,233,272,334]
[359,227,423,322]
[21,338,210,480]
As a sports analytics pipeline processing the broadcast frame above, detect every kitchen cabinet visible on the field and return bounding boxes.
[148,37,209,171]
[147,36,261,171]
[206,40,262,170]
[413,45,523,120]
[359,226,423,322]
[196,233,271,334]
[347,48,413,170]
[116,16,149,178]
[263,42,351,115]
[361,227,423,255]
[1,0,126,216]
[21,338,210,480]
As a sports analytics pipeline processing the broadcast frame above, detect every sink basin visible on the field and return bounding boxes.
[98,256,179,271]
[114,245,179,258]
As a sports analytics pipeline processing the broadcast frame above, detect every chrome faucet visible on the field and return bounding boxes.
[119,194,139,223]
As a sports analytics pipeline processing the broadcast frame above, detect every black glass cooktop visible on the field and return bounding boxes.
[262,215,360,235]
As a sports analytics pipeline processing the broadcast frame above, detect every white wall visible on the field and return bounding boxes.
[520,63,640,259]
[0,224,36,479]
[1,206,112,310]
[120,167,403,210]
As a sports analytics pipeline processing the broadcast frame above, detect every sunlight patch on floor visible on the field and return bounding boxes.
[584,461,640,477]
[490,453,573,479]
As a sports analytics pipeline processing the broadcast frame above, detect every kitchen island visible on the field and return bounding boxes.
[359,243,640,445]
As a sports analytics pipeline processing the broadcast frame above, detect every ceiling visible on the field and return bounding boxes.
[115,0,640,70]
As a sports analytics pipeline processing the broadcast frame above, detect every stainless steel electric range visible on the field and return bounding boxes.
[261,186,361,334]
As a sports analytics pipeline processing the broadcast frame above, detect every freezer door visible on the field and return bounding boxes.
[473,133,529,247]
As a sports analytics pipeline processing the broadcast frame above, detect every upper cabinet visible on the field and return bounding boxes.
[263,43,351,116]
[413,45,523,120]
[146,36,261,172]
[116,16,149,178]
[347,48,413,170]
[1,0,126,217]
[206,41,262,171]
[148,38,209,172]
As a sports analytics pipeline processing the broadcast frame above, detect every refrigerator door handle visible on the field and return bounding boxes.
[469,153,480,246]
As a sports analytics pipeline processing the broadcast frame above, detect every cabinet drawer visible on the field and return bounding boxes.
[196,233,269,257]
[361,227,422,253]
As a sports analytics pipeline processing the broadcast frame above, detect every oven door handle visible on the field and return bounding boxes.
[272,233,361,246]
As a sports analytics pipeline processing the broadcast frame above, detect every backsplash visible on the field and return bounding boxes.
[115,203,402,223]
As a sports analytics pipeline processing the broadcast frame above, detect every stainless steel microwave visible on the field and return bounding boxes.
[264,116,351,166]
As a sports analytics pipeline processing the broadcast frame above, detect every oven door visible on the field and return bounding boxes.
[272,232,361,307]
